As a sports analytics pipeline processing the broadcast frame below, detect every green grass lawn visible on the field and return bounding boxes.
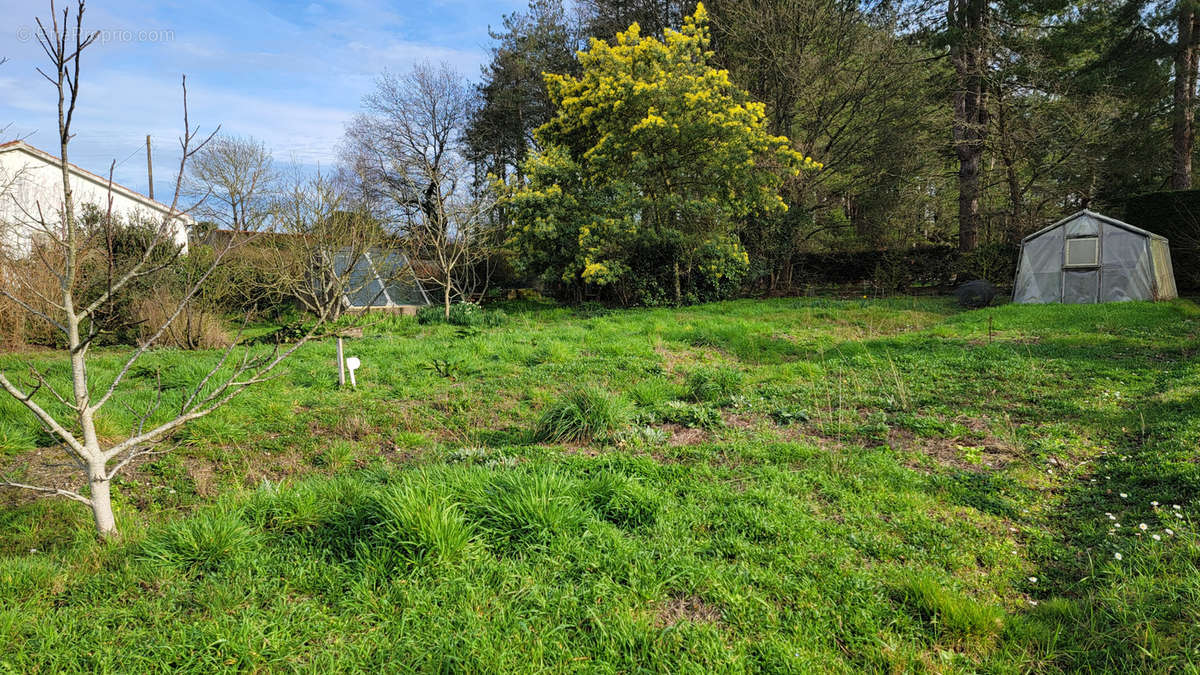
[2,297,1199,672]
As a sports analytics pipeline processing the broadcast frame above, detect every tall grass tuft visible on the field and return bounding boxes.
[140,510,261,572]
[370,483,475,566]
[534,387,631,443]
[897,573,1005,640]
[579,472,660,530]
[465,469,585,549]
[686,366,744,405]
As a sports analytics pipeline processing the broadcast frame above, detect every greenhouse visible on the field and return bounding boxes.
[332,249,432,310]
[1013,210,1177,304]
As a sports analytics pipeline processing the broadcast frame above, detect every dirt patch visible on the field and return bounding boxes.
[186,460,219,497]
[655,594,723,627]
[888,427,1020,473]
[0,447,85,507]
[722,412,762,431]
[661,423,710,446]
[0,445,164,507]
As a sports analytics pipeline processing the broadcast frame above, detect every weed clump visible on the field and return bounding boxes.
[657,401,725,430]
[465,469,585,549]
[140,510,261,572]
[369,484,475,565]
[579,472,660,529]
[686,366,743,405]
[417,302,507,327]
[534,387,630,443]
[897,574,1005,639]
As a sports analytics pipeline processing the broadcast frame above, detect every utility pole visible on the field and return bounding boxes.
[145,134,154,200]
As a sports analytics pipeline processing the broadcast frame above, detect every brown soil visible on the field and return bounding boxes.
[655,594,723,627]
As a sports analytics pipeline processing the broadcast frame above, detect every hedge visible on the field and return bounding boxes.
[1123,190,1200,290]
[787,243,1018,291]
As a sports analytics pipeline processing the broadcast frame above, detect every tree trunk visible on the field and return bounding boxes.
[673,260,682,305]
[443,282,452,319]
[949,0,989,252]
[89,470,116,537]
[1172,2,1199,190]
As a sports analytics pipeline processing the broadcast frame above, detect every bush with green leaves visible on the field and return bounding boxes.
[534,386,631,442]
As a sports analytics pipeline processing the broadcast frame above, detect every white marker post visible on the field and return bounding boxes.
[345,356,361,389]
[336,336,346,388]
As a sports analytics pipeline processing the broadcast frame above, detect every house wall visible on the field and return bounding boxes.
[0,144,189,258]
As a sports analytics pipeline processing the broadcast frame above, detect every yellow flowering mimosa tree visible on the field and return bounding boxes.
[507,4,821,304]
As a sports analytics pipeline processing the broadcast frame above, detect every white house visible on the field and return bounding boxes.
[0,140,191,258]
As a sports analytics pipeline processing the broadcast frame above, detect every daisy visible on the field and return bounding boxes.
[1120,493,1128,499]
[1029,576,1038,583]
[1151,501,1159,507]
[1139,523,1148,531]
[1166,529,1175,536]
[1114,552,1123,560]
[1152,534,1161,541]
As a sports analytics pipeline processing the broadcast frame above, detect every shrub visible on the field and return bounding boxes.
[131,287,231,350]
[534,387,631,443]
[686,366,744,405]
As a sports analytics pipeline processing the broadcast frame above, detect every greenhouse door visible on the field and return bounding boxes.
[1062,269,1099,303]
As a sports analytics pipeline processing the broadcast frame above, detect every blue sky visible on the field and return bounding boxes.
[0,0,525,197]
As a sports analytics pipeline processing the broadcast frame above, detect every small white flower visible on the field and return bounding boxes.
[1120,493,1128,499]
[1139,523,1148,531]
[1106,513,1116,520]
[1028,576,1038,583]
[1176,513,1184,519]
[1028,599,1039,606]
[1173,505,1182,510]
[1151,501,1159,507]
[29,548,36,553]
[1152,534,1161,541]
[1166,529,1175,536]
[1114,522,1121,528]
[1114,552,1123,560]
[1090,479,1097,483]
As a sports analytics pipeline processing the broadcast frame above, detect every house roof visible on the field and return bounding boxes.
[0,140,193,223]
[1022,209,1167,244]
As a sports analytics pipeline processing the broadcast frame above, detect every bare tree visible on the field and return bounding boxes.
[342,62,496,318]
[266,167,399,321]
[0,2,355,538]
[187,134,277,234]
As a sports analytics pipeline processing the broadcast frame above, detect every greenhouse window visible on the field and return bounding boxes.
[1064,237,1099,268]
